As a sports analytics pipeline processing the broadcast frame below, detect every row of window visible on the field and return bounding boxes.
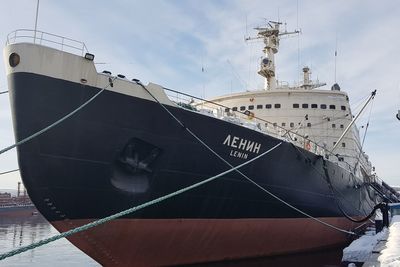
[227,104,346,112]
[268,122,345,129]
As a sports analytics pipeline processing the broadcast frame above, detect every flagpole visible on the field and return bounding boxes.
[34,0,40,43]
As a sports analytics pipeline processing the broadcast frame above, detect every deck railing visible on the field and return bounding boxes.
[6,29,88,56]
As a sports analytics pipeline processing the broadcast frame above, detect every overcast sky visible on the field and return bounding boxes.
[0,0,399,189]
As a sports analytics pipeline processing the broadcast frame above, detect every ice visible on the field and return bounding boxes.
[342,228,387,263]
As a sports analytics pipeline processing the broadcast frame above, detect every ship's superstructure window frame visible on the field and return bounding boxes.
[293,104,299,108]
[340,124,344,129]
[282,122,286,127]
[248,105,254,110]
[329,105,336,110]
[274,104,281,108]
[341,105,346,111]
[225,108,230,113]
[311,104,318,108]
[232,107,237,111]
[332,124,336,128]
[307,122,311,127]
[342,142,346,148]
[290,122,294,127]
[266,104,272,109]
[256,104,263,109]
[240,106,246,111]
[302,104,309,109]
[321,104,327,109]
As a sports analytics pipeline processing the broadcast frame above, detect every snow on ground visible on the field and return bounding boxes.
[379,215,400,267]
[342,227,387,263]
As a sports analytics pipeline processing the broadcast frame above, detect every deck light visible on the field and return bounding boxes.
[84,53,95,61]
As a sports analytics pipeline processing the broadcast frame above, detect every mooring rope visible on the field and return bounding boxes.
[0,169,19,176]
[0,142,281,261]
[137,82,356,236]
[0,77,116,156]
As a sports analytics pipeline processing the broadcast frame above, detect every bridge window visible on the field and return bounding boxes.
[232,107,237,111]
[240,106,246,111]
[321,104,327,109]
[302,104,309,108]
[248,105,254,110]
[293,104,299,108]
[340,124,344,129]
[341,106,346,111]
[329,105,336,110]
[342,142,346,148]
[224,108,230,112]
[290,122,294,127]
[311,104,318,108]
[273,122,277,127]
[274,104,281,108]
[282,122,286,127]
[266,104,272,109]
[307,122,311,127]
[256,104,263,109]
[332,124,336,128]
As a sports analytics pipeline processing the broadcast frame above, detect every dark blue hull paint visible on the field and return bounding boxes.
[8,72,376,223]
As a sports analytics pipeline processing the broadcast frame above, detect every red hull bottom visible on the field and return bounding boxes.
[53,218,357,266]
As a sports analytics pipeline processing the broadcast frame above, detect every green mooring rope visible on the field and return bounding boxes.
[0,142,282,261]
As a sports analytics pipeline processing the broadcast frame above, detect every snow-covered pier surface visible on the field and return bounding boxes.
[342,228,388,264]
[377,215,400,266]
[342,215,400,267]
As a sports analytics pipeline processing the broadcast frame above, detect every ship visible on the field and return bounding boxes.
[0,182,36,216]
[3,23,400,266]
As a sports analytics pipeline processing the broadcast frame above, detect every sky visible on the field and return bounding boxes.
[0,0,399,189]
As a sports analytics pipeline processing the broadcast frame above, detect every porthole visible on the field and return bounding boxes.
[9,53,20,67]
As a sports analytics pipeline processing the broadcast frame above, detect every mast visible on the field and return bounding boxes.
[246,21,299,90]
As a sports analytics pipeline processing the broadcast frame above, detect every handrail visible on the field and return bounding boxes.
[6,29,88,56]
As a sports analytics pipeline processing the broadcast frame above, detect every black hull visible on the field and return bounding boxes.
[8,72,377,265]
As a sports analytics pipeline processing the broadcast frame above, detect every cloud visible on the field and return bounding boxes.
[0,0,399,187]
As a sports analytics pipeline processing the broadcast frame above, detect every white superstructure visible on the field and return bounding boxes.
[205,22,373,180]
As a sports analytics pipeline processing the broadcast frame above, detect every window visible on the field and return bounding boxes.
[290,122,294,127]
[293,104,299,108]
[329,105,336,110]
[273,122,277,127]
[332,124,336,128]
[224,108,230,112]
[307,122,311,127]
[311,104,318,108]
[240,106,246,111]
[333,142,337,146]
[264,123,268,127]
[302,104,309,108]
[232,107,237,111]
[266,104,272,109]
[256,104,263,109]
[340,124,344,129]
[248,105,254,110]
[274,104,281,108]
[342,142,346,148]
[338,157,344,162]
[282,122,286,127]
[341,106,346,111]
[321,104,327,109]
